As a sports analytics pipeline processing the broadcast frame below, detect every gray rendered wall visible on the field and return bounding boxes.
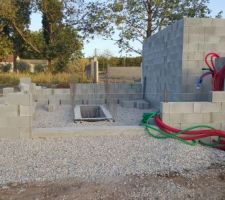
[143,18,225,108]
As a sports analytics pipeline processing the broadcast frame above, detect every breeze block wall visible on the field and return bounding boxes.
[143,18,225,108]
[0,78,36,138]
[161,91,225,130]
[71,83,143,105]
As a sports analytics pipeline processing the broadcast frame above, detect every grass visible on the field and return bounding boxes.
[0,72,90,88]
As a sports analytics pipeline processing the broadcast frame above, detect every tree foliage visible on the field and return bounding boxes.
[36,0,83,72]
[0,34,13,62]
[0,0,84,72]
[98,56,142,71]
[87,0,222,55]
[20,31,45,59]
[0,0,40,54]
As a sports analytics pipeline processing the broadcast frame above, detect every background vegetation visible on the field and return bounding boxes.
[0,0,222,86]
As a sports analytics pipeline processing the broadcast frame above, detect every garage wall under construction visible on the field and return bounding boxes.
[142,18,225,108]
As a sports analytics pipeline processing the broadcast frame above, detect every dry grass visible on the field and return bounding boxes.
[0,72,90,88]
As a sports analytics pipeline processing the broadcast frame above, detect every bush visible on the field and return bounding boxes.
[16,61,30,72]
[0,73,19,86]
[34,64,45,73]
[0,64,11,72]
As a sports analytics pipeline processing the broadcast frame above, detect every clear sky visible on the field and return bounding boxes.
[30,0,225,57]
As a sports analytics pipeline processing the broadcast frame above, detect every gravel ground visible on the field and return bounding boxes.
[0,135,225,186]
[33,105,154,128]
[1,168,225,200]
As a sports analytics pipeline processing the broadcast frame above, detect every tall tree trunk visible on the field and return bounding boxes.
[146,0,152,37]
[13,51,17,72]
[47,58,52,71]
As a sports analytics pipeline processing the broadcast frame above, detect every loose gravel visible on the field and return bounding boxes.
[0,135,225,186]
[33,105,154,128]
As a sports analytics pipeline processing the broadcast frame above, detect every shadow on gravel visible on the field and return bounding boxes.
[1,167,225,200]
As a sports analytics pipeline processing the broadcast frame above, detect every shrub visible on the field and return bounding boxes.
[0,73,19,86]
[34,64,45,73]
[0,72,91,87]
[16,61,30,72]
[0,64,11,72]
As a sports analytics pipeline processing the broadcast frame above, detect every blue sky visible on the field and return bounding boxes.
[30,0,225,57]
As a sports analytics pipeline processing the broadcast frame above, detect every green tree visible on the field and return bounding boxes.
[37,0,82,72]
[51,26,83,72]
[20,31,45,59]
[88,0,222,55]
[0,0,39,71]
[0,34,13,62]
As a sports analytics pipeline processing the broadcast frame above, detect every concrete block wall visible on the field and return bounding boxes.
[182,18,225,97]
[142,19,183,107]
[71,83,143,105]
[107,67,141,80]
[0,91,33,138]
[143,18,225,108]
[0,77,40,138]
[33,88,72,106]
[161,91,225,130]
[31,82,142,108]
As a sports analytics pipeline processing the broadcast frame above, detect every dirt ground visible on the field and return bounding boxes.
[1,166,225,200]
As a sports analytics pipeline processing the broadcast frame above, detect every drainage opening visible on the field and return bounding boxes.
[74,105,112,122]
[81,105,105,118]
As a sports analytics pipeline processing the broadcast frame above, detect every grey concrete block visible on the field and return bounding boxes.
[143,18,225,108]
[0,104,18,117]
[6,92,32,106]
[20,77,31,85]
[7,116,31,128]
[19,105,32,116]
[0,128,20,138]
[3,87,14,96]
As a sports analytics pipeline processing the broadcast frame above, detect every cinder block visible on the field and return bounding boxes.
[19,83,31,93]
[20,77,31,84]
[0,127,20,138]
[6,92,32,106]
[42,89,53,95]
[61,99,72,105]
[53,89,70,95]
[222,102,225,112]
[169,102,194,113]
[221,123,225,131]
[47,104,58,112]
[0,97,5,104]
[202,113,212,123]
[0,104,18,117]
[212,92,225,102]
[200,102,221,113]
[55,94,71,101]
[19,127,31,138]
[161,113,170,124]
[3,87,14,96]
[160,103,170,113]
[0,118,8,127]
[171,123,181,129]
[211,113,225,123]
[170,113,182,123]
[193,103,202,113]
[19,105,32,116]
[181,122,221,130]
[182,113,204,124]
[7,116,31,128]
